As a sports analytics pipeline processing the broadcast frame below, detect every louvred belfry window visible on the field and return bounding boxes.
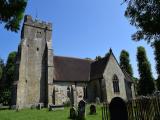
[112,75,120,93]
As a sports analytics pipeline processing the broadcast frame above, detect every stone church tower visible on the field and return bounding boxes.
[12,15,54,108]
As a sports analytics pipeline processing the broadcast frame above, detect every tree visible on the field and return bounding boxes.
[137,46,155,95]
[120,50,133,76]
[125,0,160,43]
[105,52,110,58]
[5,51,17,87]
[0,88,11,105]
[95,56,102,61]
[133,77,139,96]
[85,58,92,60]
[153,40,160,90]
[0,53,16,106]
[0,58,4,81]
[0,67,2,80]
[0,0,27,32]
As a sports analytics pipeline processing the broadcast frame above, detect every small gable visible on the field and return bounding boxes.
[90,55,110,80]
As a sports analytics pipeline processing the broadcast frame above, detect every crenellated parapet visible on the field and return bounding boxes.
[24,15,52,30]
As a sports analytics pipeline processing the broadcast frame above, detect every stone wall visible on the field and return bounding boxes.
[12,15,53,108]
[53,82,86,106]
[87,80,102,102]
[103,53,127,103]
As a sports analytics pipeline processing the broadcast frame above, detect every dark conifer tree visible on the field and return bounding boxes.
[95,56,102,61]
[137,46,155,95]
[120,50,133,76]
[5,51,17,87]
[153,41,160,90]
[0,58,4,81]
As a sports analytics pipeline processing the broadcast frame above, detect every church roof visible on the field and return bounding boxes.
[122,69,133,83]
[90,55,110,80]
[53,56,92,82]
[53,51,133,82]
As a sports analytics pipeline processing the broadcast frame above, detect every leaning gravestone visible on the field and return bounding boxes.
[90,104,96,115]
[96,97,100,104]
[78,100,86,120]
[70,107,77,119]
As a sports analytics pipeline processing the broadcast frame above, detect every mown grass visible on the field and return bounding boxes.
[0,105,102,120]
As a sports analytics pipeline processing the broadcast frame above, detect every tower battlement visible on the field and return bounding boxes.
[24,15,52,30]
[21,15,52,41]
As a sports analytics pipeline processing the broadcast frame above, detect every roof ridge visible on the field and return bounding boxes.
[54,55,94,62]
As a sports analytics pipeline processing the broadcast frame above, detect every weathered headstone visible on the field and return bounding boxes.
[78,100,86,120]
[16,105,20,112]
[90,104,96,115]
[71,85,78,107]
[49,104,64,111]
[37,103,44,110]
[0,103,3,107]
[31,104,36,109]
[96,97,100,104]
[70,107,77,119]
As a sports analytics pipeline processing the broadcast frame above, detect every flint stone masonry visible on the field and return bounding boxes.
[53,82,85,105]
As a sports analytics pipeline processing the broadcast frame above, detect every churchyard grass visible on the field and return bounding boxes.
[0,104,102,120]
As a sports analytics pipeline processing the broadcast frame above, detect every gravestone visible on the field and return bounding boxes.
[70,107,77,119]
[0,103,3,107]
[96,97,100,104]
[71,85,78,107]
[31,105,36,109]
[90,104,96,115]
[78,100,86,120]
[16,105,20,112]
[37,103,44,110]
[109,97,128,120]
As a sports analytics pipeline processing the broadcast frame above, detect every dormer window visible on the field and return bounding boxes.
[112,74,120,93]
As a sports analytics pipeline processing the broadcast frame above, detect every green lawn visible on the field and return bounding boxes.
[0,105,102,120]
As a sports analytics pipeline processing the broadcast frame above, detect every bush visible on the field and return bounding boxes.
[0,88,11,105]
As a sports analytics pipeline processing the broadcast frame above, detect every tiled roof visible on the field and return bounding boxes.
[53,56,92,82]
[90,55,110,80]
[53,52,132,82]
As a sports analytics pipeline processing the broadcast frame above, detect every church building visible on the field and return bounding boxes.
[11,15,134,109]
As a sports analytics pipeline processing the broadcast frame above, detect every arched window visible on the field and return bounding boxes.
[112,75,120,93]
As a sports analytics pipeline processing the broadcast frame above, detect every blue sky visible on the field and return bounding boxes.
[0,0,156,78]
